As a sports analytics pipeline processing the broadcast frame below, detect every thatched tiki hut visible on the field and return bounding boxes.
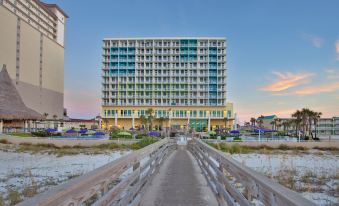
[0,65,43,133]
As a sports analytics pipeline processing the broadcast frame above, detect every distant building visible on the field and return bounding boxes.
[101,37,234,132]
[262,115,339,136]
[0,0,68,119]
[256,115,277,129]
[317,117,339,136]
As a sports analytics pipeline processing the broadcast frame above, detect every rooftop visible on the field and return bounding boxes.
[103,37,226,41]
[257,115,277,120]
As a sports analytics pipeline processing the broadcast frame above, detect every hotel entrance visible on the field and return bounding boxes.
[189,119,208,132]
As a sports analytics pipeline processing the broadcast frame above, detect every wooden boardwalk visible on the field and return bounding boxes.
[140,145,218,206]
[18,138,317,206]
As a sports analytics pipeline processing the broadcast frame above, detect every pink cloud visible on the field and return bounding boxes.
[336,39,339,61]
[302,34,324,48]
[260,71,314,92]
[292,82,339,95]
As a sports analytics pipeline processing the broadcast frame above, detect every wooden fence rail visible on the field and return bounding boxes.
[18,138,176,206]
[188,138,317,206]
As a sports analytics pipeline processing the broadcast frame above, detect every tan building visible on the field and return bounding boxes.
[0,0,67,119]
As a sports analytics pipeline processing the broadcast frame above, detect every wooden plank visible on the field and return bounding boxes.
[190,139,317,206]
[18,139,173,206]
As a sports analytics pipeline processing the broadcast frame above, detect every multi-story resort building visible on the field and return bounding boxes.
[0,0,67,119]
[101,37,234,132]
[317,117,339,136]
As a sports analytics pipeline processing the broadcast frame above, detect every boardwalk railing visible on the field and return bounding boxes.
[188,138,316,206]
[19,138,176,206]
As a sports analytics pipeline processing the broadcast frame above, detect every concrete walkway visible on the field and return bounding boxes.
[140,145,218,206]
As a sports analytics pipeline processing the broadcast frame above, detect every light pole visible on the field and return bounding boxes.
[258,129,261,142]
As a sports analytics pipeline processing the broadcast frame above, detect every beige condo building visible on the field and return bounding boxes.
[0,0,67,119]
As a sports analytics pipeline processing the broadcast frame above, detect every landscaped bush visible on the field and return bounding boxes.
[130,136,158,150]
[31,131,51,137]
[232,136,242,142]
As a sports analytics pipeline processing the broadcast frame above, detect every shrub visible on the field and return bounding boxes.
[8,188,22,205]
[130,136,158,150]
[232,136,242,142]
[0,139,9,144]
[31,131,51,137]
[0,194,4,206]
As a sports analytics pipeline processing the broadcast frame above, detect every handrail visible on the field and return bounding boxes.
[188,138,316,206]
[19,138,176,206]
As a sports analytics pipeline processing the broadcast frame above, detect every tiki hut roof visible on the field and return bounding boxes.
[0,65,43,120]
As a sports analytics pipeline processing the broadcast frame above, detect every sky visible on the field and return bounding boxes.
[45,0,339,123]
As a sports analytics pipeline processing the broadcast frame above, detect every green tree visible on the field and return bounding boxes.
[140,115,148,130]
[146,108,154,131]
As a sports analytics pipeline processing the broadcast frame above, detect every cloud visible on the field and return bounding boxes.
[336,39,339,61]
[302,34,324,48]
[292,82,339,95]
[326,68,339,79]
[260,71,314,92]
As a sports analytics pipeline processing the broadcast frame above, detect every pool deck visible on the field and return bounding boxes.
[0,135,138,147]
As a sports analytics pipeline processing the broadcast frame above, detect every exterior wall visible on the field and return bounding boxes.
[0,6,17,78]
[20,20,40,86]
[101,37,230,131]
[0,2,65,118]
[102,105,232,131]
[42,35,64,93]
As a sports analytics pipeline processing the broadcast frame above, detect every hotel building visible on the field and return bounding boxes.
[0,0,67,119]
[101,37,234,132]
[317,117,339,136]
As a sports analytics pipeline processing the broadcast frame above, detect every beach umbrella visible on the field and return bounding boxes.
[208,131,216,135]
[117,131,132,137]
[79,128,88,134]
[148,131,160,137]
[229,130,240,134]
[46,128,57,132]
[66,129,77,134]
[94,132,105,136]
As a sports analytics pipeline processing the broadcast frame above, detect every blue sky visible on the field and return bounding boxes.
[45,0,339,122]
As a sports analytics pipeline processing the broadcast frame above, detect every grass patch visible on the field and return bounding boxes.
[208,142,315,154]
[7,188,22,206]
[7,133,32,138]
[0,194,4,206]
[3,136,158,156]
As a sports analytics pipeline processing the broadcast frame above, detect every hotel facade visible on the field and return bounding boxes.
[101,37,234,132]
[0,0,67,119]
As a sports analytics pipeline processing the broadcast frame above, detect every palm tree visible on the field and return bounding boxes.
[146,108,154,131]
[256,115,264,128]
[282,121,290,131]
[270,121,275,130]
[139,115,148,130]
[292,110,302,137]
[312,111,322,139]
[250,117,256,126]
